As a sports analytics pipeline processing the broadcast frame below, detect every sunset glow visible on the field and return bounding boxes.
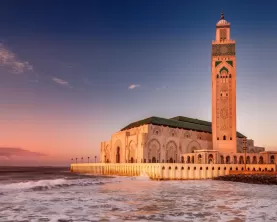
[1,0,277,166]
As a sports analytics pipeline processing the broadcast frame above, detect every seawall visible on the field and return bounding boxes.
[70,163,276,180]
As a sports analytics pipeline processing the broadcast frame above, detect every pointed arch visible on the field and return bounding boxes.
[220,66,229,74]
[147,139,161,163]
[104,145,110,163]
[113,139,122,163]
[165,141,178,163]
[127,140,137,163]
[187,140,201,153]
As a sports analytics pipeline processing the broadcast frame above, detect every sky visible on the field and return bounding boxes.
[0,0,277,166]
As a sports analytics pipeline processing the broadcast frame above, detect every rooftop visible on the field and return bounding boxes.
[216,11,230,26]
[120,116,245,138]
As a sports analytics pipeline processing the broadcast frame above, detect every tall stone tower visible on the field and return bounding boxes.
[212,12,237,153]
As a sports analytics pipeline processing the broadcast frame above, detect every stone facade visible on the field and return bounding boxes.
[101,124,213,163]
[182,150,277,165]
[100,124,265,164]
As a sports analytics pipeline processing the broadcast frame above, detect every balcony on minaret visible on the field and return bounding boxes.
[212,39,235,44]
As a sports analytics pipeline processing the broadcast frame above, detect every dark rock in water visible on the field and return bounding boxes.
[213,174,277,185]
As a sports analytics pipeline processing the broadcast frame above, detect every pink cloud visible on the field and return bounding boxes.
[0,147,46,158]
[0,43,33,74]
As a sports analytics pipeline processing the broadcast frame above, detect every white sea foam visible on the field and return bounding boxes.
[0,177,112,192]
[1,178,277,221]
[0,178,69,190]
[131,172,150,181]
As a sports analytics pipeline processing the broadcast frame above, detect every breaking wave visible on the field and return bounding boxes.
[0,178,110,192]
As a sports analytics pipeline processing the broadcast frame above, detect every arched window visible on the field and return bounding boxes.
[239,156,244,164]
[252,156,257,164]
[270,155,275,164]
[208,154,214,164]
[226,156,230,164]
[181,156,184,163]
[220,155,224,164]
[187,156,191,163]
[223,135,226,140]
[116,147,120,163]
[233,156,237,164]
[229,74,232,78]
[217,74,219,78]
[198,154,202,163]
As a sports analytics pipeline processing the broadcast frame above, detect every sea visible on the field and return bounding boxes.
[0,167,277,222]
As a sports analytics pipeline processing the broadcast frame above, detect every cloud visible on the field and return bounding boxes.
[0,43,33,74]
[52,77,68,86]
[52,77,73,88]
[0,147,46,158]
[128,84,140,89]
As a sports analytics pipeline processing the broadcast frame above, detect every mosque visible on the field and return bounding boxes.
[100,13,277,166]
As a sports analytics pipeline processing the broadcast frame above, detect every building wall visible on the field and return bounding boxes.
[101,124,265,164]
[101,125,149,163]
[237,137,265,153]
[145,125,212,163]
[71,163,276,180]
[101,124,213,163]
[182,151,277,165]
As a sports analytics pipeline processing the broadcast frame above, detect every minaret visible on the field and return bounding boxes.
[211,12,237,153]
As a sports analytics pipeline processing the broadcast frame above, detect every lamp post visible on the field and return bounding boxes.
[71,158,73,163]
[243,137,247,172]
[81,157,83,163]
[75,158,78,163]
[88,157,90,163]
[95,156,97,163]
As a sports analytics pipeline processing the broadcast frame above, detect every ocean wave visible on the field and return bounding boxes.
[0,178,110,192]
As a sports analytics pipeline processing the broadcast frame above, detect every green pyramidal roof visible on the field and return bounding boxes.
[120,116,245,138]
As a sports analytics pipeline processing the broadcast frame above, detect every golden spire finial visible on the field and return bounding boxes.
[220,9,224,20]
